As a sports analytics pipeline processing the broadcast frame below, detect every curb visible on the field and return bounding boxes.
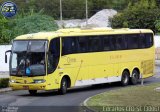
[83,96,92,107]
[82,96,95,112]
[82,82,158,112]
[0,87,12,93]
[82,93,105,112]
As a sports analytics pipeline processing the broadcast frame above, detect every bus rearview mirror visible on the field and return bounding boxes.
[5,54,7,63]
[5,50,11,63]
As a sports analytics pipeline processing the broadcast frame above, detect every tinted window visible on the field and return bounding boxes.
[139,34,146,48]
[103,35,127,51]
[103,36,111,51]
[116,35,126,50]
[62,37,78,55]
[145,33,153,48]
[78,37,88,53]
[61,33,153,55]
[127,33,153,49]
[127,34,139,49]
[110,36,116,50]
[48,38,60,73]
[50,38,60,56]
[88,36,101,52]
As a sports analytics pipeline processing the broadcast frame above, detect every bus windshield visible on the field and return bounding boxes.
[11,40,47,76]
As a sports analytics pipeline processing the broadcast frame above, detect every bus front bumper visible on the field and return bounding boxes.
[10,83,47,90]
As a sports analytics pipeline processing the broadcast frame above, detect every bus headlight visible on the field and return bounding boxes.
[9,80,16,83]
[34,79,46,83]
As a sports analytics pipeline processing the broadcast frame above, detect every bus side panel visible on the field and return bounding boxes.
[60,54,89,87]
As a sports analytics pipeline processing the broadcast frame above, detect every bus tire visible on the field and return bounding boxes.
[59,78,67,95]
[121,70,129,86]
[130,70,139,85]
[29,90,37,95]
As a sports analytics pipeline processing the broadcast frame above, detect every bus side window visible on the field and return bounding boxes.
[62,37,78,55]
[139,33,153,49]
[110,36,116,50]
[116,35,126,50]
[103,36,111,51]
[78,37,88,53]
[48,38,60,73]
[139,34,146,48]
[127,34,139,49]
[88,36,101,52]
[145,33,153,48]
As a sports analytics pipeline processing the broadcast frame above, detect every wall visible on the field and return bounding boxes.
[0,45,11,72]
[155,35,160,60]
[155,35,160,48]
[156,47,160,60]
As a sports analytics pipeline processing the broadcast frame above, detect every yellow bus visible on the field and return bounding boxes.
[5,28,155,95]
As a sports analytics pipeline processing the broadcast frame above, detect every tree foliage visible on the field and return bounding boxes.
[110,0,160,33]
[155,20,160,33]
[0,12,58,44]
[0,15,10,44]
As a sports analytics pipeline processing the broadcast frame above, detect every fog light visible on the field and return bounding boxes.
[34,79,45,83]
[9,80,16,83]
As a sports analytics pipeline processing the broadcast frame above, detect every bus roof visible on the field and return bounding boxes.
[15,28,153,41]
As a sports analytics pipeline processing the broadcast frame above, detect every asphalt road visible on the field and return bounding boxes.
[0,66,160,112]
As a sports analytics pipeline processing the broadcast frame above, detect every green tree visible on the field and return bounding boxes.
[111,0,160,33]
[0,15,10,44]
[0,13,58,44]
[155,20,160,33]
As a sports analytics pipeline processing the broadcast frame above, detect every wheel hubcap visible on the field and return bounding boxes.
[63,82,66,87]
[124,75,128,84]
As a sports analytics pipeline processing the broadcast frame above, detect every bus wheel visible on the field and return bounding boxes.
[130,70,139,85]
[121,71,129,86]
[28,90,37,95]
[59,78,67,95]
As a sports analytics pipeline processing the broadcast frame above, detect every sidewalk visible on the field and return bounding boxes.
[0,87,12,93]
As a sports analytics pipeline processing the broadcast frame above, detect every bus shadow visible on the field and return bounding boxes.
[19,82,122,97]
[18,81,147,97]
[68,82,121,93]
[67,80,151,94]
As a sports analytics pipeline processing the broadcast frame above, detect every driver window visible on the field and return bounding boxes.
[11,53,17,69]
[48,38,60,73]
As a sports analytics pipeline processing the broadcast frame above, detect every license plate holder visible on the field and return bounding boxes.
[23,86,29,90]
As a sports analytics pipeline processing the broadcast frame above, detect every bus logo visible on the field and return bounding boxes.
[1,1,17,18]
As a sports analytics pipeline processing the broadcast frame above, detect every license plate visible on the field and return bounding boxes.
[23,86,29,90]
